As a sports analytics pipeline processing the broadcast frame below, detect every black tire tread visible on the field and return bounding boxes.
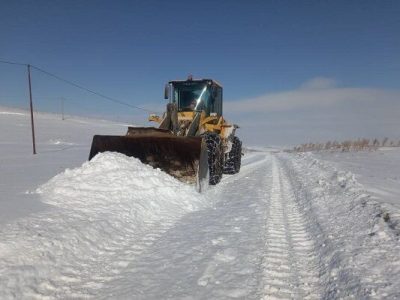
[204,133,224,185]
[223,136,242,174]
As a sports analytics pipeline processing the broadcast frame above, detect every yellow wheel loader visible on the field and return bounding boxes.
[89,76,242,191]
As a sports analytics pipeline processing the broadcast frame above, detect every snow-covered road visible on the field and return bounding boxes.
[98,154,275,299]
[2,151,399,299]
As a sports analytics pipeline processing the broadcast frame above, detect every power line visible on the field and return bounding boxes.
[0,59,27,66]
[0,59,159,113]
[30,65,157,113]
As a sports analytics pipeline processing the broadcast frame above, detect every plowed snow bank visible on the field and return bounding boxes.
[38,151,204,215]
[0,152,208,298]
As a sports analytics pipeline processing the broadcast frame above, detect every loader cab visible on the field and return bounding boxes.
[166,79,223,117]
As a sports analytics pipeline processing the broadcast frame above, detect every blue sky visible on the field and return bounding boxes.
[1,0,399,145]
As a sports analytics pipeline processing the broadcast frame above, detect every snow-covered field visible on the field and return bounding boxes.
[0,107,127,223]
[1,107,399,299]
[314,149,400,209]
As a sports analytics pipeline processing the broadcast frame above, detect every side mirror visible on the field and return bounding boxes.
[164,84,170,100]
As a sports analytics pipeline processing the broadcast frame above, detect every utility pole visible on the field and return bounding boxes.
[27,64,36,155]
[60,97,65,120]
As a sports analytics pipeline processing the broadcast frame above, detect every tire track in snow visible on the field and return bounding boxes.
[279,153,400,298]
[262,156,321,299]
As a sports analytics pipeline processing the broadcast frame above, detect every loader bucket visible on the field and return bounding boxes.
[89,134,208,189]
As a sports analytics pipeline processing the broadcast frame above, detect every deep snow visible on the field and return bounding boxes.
[1,152,208,298]
[1,107,400,299]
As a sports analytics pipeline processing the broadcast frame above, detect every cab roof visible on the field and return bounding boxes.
[169,78,223,88]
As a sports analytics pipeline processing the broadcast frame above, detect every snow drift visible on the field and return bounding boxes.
[0,152,208,299]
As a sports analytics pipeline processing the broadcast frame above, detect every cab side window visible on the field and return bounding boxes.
[211,86,222,116]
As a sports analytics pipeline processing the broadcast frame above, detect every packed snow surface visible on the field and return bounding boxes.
[1,107,400,299]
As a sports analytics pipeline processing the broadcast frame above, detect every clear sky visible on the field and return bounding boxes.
[1,0,399,146]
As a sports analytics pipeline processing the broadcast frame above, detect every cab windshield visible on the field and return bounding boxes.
[172,82,211,113]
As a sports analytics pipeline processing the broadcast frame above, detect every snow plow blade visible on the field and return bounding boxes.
[89,131,208,191]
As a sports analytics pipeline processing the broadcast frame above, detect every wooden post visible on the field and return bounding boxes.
[27,64,36,154]
[61,97,65,120]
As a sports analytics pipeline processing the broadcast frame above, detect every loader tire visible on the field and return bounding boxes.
[204,133,224,185]
[223,136,242,174]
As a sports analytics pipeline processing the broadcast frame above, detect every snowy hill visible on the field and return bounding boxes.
[1,107,400,298]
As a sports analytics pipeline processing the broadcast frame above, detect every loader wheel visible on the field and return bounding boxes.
[204,133,224,185]
[223,136,242,174]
